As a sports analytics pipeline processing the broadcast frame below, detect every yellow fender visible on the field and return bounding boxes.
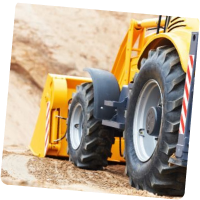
[138,18,199,72]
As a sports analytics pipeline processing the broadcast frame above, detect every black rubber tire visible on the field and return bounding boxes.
[67,82,115,169]
[125,46,186,196]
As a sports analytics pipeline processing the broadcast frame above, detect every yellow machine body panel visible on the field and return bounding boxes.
[140,18,198,72]
[111,17,199,89]
[30,74,91,157]
[30,17,198,163]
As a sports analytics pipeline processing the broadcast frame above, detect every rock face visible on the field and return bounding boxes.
[5,3,156,147]
[11,4,156,89]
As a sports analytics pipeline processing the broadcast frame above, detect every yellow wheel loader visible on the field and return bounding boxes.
[30,16,199,196]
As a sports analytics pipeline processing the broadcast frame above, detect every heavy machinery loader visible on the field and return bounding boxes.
[30,16,199,196]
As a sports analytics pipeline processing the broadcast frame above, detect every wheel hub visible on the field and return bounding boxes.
[133,79,163,162]
[146,106,162,137]
[69,103,84,150]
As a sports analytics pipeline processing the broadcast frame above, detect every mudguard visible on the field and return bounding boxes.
[84,68,120,120]
[138,18,199,73]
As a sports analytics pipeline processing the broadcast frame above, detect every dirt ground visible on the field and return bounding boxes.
[1,146,178,199]
[1,3,179,198]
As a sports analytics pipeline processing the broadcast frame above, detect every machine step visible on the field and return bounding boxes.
[102,119,125,129]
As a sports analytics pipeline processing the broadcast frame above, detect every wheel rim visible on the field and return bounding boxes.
[133,79,163,162]
[70,103,84,150]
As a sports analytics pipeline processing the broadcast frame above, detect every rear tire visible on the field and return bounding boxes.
[67,82,114,169]
[125,46,186,196]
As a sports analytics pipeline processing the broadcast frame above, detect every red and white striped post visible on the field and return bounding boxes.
[179,55,195,135]
[171,32,198,167]
[44,101,50,156]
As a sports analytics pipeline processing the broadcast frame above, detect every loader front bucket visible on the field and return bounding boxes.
[29,74,92,158]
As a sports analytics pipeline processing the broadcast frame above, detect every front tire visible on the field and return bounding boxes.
[67,82,114,169]
[125,46,186,196]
